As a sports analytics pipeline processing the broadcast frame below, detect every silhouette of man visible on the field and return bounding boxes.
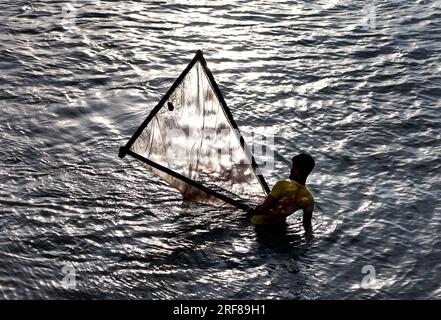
[247,153,315,227]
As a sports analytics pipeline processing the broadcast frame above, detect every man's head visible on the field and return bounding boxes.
[289,153,315,182]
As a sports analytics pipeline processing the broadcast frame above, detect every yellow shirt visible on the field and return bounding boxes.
[251,180,314,225]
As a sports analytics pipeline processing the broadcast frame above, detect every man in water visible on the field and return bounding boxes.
[247,153,315,227]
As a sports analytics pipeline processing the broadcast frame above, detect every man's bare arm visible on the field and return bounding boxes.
[302,207,313,227]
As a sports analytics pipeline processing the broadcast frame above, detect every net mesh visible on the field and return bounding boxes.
[131,60,266,207]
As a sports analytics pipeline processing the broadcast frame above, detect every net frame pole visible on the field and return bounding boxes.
[197,54,270,194]
[119,50,205,158]
[124,149,250,211]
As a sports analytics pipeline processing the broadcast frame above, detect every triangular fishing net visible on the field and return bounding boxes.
[119,50,269,209]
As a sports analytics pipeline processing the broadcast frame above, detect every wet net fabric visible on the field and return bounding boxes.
[131,60,266,207]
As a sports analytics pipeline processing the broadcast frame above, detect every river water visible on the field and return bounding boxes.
[1,0,440,299]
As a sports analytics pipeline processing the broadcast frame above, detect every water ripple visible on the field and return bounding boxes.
[0,0,440,299]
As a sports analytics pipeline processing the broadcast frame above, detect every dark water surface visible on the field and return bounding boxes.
[1,0,440,299]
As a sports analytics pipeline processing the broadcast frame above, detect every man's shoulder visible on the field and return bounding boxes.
[304,186,314,199]
[270,180,292,199]
[274,179,290,186]
[271,180,291,190]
